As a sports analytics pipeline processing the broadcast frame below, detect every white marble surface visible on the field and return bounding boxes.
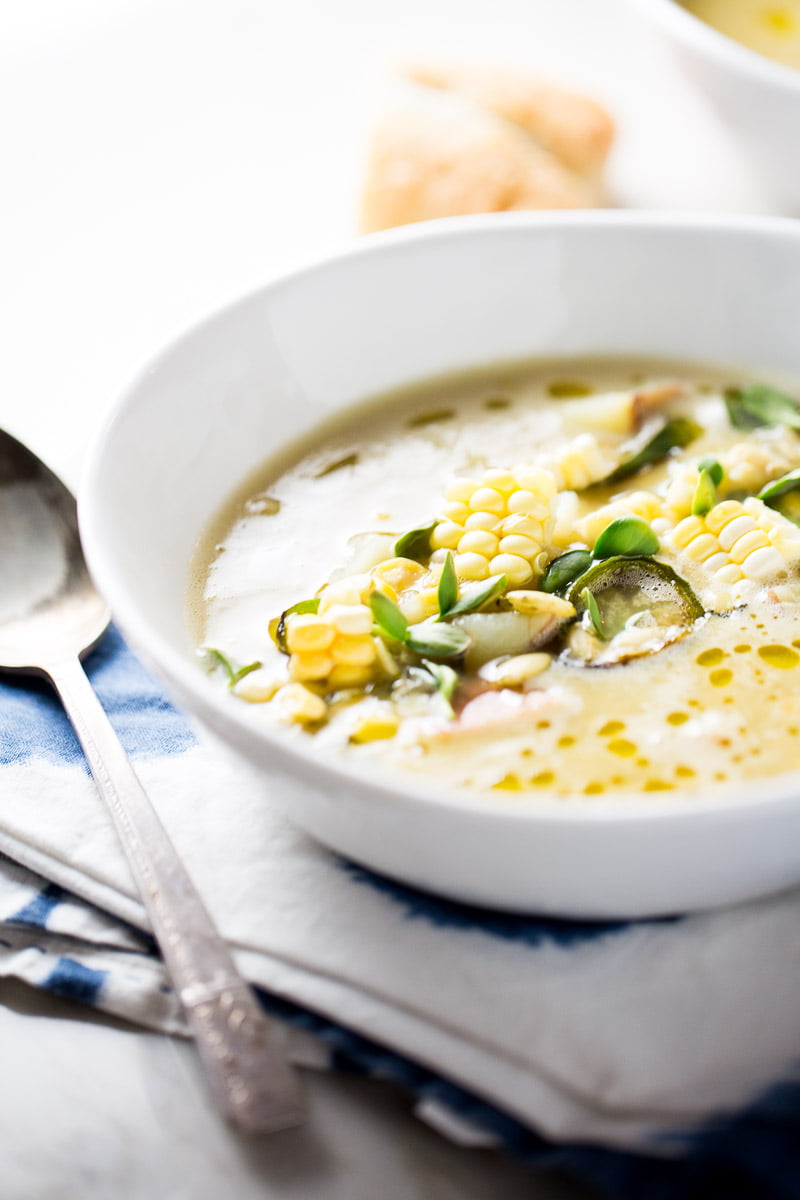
[1,979,586,1200]
[0,0,787,1196]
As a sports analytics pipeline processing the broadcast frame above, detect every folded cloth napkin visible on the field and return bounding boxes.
[2,628,800,1199]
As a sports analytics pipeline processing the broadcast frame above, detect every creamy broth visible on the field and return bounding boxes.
[681,0,800,70]
[195,358,800,801]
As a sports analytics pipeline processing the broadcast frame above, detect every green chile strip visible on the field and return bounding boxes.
[540,549,592,594]
[725,385,800,432]
[603,417,702,485]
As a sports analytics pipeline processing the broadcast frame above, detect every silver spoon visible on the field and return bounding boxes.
[0,428,305,1134]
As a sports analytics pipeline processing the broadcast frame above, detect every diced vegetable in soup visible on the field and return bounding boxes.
[193,359,800,800]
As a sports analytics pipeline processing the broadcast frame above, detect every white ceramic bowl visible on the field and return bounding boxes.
[81,212,800,919]
[633,0,800,213]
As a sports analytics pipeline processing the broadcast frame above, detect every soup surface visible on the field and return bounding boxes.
[681,0,800,70]
[195,358,800,801]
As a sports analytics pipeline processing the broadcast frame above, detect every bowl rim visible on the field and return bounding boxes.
[80,208,800,834]
[635,0,800,94]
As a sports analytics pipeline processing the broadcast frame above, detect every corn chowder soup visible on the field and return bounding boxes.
[194,359,800,800]
[681,0,800,70]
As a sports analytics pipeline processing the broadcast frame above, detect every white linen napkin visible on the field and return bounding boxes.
[2,627,800,1197]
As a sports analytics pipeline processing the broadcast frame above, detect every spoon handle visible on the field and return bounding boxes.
[47,656,305,1134]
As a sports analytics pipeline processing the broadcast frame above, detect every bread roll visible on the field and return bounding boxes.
[360,81,600,235]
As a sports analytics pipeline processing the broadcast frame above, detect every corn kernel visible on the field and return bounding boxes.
[743,546,785,579]
[683,533,719,562]
[500,514,545,539]
[277,683,327,724]
[498,533,540,558]
[289,651,334,682]
[441,500,470,522]
[285,614,336,652]
[715,563,744,584]
[318,573,372,611]
[398,587,440,624]
[325,604,373,636]
[469,486,505,513]
[513,467,557,498]
[717,515,754,551]
[454,552,490,580]
[331,635,377,667]
[482,469,517,494]
[445,479,478,504]
[233,668,285,703]
[328,664,375,689]
[464,510,502,532]
[729,530,768,564]
[705,501,744,536]
[349,709,400,743]
[671,516,705,550]
[506,490,541,516]
[458,529,499,557]
[371,557,427,592]
[489,553,533,585]
[431,521,464,550]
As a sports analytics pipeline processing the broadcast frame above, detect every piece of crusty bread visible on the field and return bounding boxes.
[360,81,600,235]
[408,61,615,182]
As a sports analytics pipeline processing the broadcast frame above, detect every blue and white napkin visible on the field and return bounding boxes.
[2,627,800,1198]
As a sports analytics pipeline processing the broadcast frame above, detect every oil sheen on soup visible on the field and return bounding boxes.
[195,359,800,801]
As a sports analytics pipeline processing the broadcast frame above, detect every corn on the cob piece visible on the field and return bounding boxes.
[431,465,559,585]
[579,491,665,547]
[667,499,800,599]
[285,603,379,690]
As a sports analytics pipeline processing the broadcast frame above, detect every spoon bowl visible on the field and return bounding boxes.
[0,430,108,671]
[0,428,304,1133]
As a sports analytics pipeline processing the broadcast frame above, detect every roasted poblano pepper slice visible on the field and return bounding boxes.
[568,556,704,642]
